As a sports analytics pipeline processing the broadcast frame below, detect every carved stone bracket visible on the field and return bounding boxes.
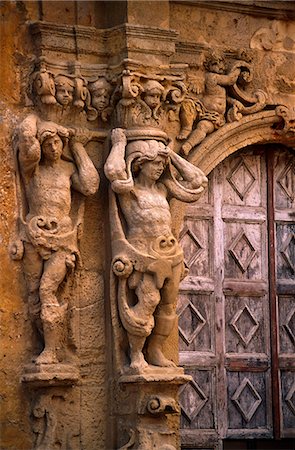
[116,369,191,450]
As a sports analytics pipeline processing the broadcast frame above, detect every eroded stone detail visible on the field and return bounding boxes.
[105,128,207,371]
[12,114,99,373]
[31,390,80,449]
[177,50,266,155]
[29,58,114,127]
[276,105,295,135]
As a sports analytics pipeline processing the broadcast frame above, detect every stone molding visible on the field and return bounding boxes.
[191,109,295,175]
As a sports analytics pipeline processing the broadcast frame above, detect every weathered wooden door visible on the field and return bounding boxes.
[178,145,295,449]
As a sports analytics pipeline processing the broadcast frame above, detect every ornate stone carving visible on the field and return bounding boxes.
[114,71,186,130]
[250,21,295,52]
[275,105,295,135]
[29,58,114,127]
[87,77,113,121]
[177,50,266,155]
[31,390,80,449]
[11,114,99,374]
[104,128,207,371]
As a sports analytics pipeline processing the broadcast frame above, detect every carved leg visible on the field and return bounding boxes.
[181,119,215,155]
[146,310,177,367]
[146,264,182,367]
[128,334,148,371]
[23,243,43,338]
[177,99,196,140]
[127,273,160,369]
[36,251,68,365]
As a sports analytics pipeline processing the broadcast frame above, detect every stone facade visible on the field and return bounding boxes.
[0,1,294,449]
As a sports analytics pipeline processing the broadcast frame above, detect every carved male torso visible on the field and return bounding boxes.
[25,160,75,224]
[119,182,172,242]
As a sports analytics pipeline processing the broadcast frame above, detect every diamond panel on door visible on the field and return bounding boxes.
[226,371,272,437]
[180,368,216,431]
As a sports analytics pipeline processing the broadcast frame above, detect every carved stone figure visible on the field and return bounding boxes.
[88,78,112,121]
[142,80,164,118]
[54,75,75,108]
[13,115,99,366]
[178,50,247,155]
[104,128,207,371]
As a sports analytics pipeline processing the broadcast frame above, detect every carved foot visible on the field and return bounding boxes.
[35,349,58,365]
[130,352,148,371]
[177,129,191,140]
[146,348,176,368]
[181,142,193,156]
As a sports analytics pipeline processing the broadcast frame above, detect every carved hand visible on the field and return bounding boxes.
[70,128,93,146]
[111,128,127,146]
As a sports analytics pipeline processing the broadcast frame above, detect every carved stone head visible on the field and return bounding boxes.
[88,78,112,112]
[54,75,75,106]
[204,50,226,74]
[37,121,69,161]
[142,80,164,109]
[126,139,169,176]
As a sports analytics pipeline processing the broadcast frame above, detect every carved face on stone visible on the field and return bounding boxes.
[92,88,110,112]
[138,155,167,181]
[55,76,74,106]
[41,134,63,162]
[144,92,162,109]
[205,53,226,74]
[89,79,111,112]
[129,140,169,179]
[143,80,164,109]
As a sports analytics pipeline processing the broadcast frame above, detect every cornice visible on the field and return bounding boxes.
[29,21,108,58]
[29,21,179,64]
[171,1,295,20]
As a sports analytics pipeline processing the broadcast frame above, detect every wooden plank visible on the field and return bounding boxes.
[223,280,267,296]
[225,357,269,372]
[222,205,266,223]
[267,148,281,439]
[213,164,227,441]
[180,353,217,366]
[180,277,214,294]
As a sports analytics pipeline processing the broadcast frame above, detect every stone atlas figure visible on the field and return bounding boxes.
[13,115,99,366]
[105,128,207,371]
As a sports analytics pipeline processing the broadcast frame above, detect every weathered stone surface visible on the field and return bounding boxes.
[1,1,294,449]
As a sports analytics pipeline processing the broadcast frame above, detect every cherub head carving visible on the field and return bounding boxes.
[143,80,164,110]
[204,50,226,74]
[54,75,75,106]
[88,78,112,113]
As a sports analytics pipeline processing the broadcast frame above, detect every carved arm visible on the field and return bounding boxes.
[104,129,134,194]
[70,130,100,196]
[168,148,208,189]
[17,115,41,177]
[164,149,208,203]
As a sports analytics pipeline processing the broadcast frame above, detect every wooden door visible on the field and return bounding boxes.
[178,146,295,449]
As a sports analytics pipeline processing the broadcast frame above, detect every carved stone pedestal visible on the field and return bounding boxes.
[116,367,191,450]
[21,366,80,449]
[21,363,79,387]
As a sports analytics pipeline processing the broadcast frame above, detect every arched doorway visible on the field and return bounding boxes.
[178,144,295,449]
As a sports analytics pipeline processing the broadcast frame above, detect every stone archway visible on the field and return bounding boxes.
[191,110,295,176]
